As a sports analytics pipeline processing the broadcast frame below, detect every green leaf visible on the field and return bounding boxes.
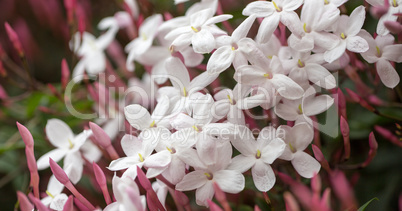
[357,197,379,211]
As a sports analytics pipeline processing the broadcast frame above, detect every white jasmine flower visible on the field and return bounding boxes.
[359,29,402,88]
[228,126,286,192]
[278,123,321,178]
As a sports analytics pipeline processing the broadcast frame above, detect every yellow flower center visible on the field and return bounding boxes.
[324,0,330,5]
[141,32,148,40]
[46,190,55,199]
[256,150,261,159]
[68,139,74,149]
[376,46,381,57]
[272,1,282,12]
[138,153,144,162]
[298,104,303,114]
[289,143,296,153]
[340,33,346,39]
[204,172,213,180]
[297,59,305,68]
[227,95,233,104]
[303,23,308,33]
[183,87,187,97]
[393,0,398,7]
[149,120,156,128]
[191,26,199,33]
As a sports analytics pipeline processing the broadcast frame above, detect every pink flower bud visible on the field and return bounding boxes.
[375,125,402,147]
[61,59,70,90]
[213,182,231,211]
[384,20,402,34]
[284,192,300,211]
[64,0,76,23]
[49,158,70,185]
[340,116,350,160]
[137,167,165,210]
[28,193,49,211]
[73,197,91,211]
[254,205,262,211]
[329,170,357,210]
[4,22,24,56]
[63,196,74,211]
[16,122,34,148]
[337,88,347,119]
[312,145,331,173]
[17,191,34,211]
[93,162,112,204]
[311,174,321,195]
[207,199,224,211]
[89,122,111,148]
[174,190,189,206]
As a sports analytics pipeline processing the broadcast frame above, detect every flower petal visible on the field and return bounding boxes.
[37,149,68,170]
[346,36,369,53]
[242,1,274,17]
[192,29,215,54]
[214,170,245,193]
[207,46,235,75]
[291,151,321,178]
[108,156,139,171]
[46,119,74,149]
[376,59,400,88]
[195,181,214,207]
[271,74,304,100]
[176,170,208,191]
[124,104,153,130]
[231,15,256,42]
[251,160,276,192]
[305,63,336,89]
[256,14,280,43]
[165,57,191,91]
[144,150,172,168]
[228,155,256,173]
[346,6,365,36]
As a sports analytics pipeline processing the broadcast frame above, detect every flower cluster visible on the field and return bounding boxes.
[10,0,402,210]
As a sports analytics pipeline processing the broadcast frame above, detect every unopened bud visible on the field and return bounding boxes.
[4,22,24,57]
[49,158,69,185]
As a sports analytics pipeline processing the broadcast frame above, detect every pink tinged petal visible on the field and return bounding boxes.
[271,74,304,100]
[346,36,369,53]
[376,59,400,88]
[212,100,230,119]
[188,71,219,93]
[346,6,366,36]
[312,32,340,51]
[205,14,233,25]
[195,181,215,206]
[242,1,274,17]
[176,170,208,191]
[146,166,168,178]
[170,33,193,52]
[228,155,256,173]
[64,152,84,184]
[256,14,280,43]
[231,15,257,42]
[163,156,186,184]
[382,44,402,62]
[234,65,267,85]
[324,41,347,63]
[145,150,172,168]
[303,95,334,116]
[213,141,234,170]
[191,9,213,27]
[291,151,321,178]
[108,156,140,171]
[196,137,218,166]
[207,46,235,74]
[257,126,277,147]
[280,11,303,36]
[305,63,336,89]
[37,149,68,170]
[232,51,248,70]
[274,103,299,121]
[120,134,143,156]
[177,148,206,169]
[50,194,69,210]
[237,94,267,109]
[214,170,245,193]
[181,46,204,67]
[290,123,314,151]
[283,0,303,11]
[122,164,143,179]
[46,119,74,149]
[251,160,276,192]
[227,106,246,125]
[124,104,152,130]
[48,175,65,195]
[288,34,314,53]
[260,138,286,164]
[230,125,257,156]
[165,57,191,90]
